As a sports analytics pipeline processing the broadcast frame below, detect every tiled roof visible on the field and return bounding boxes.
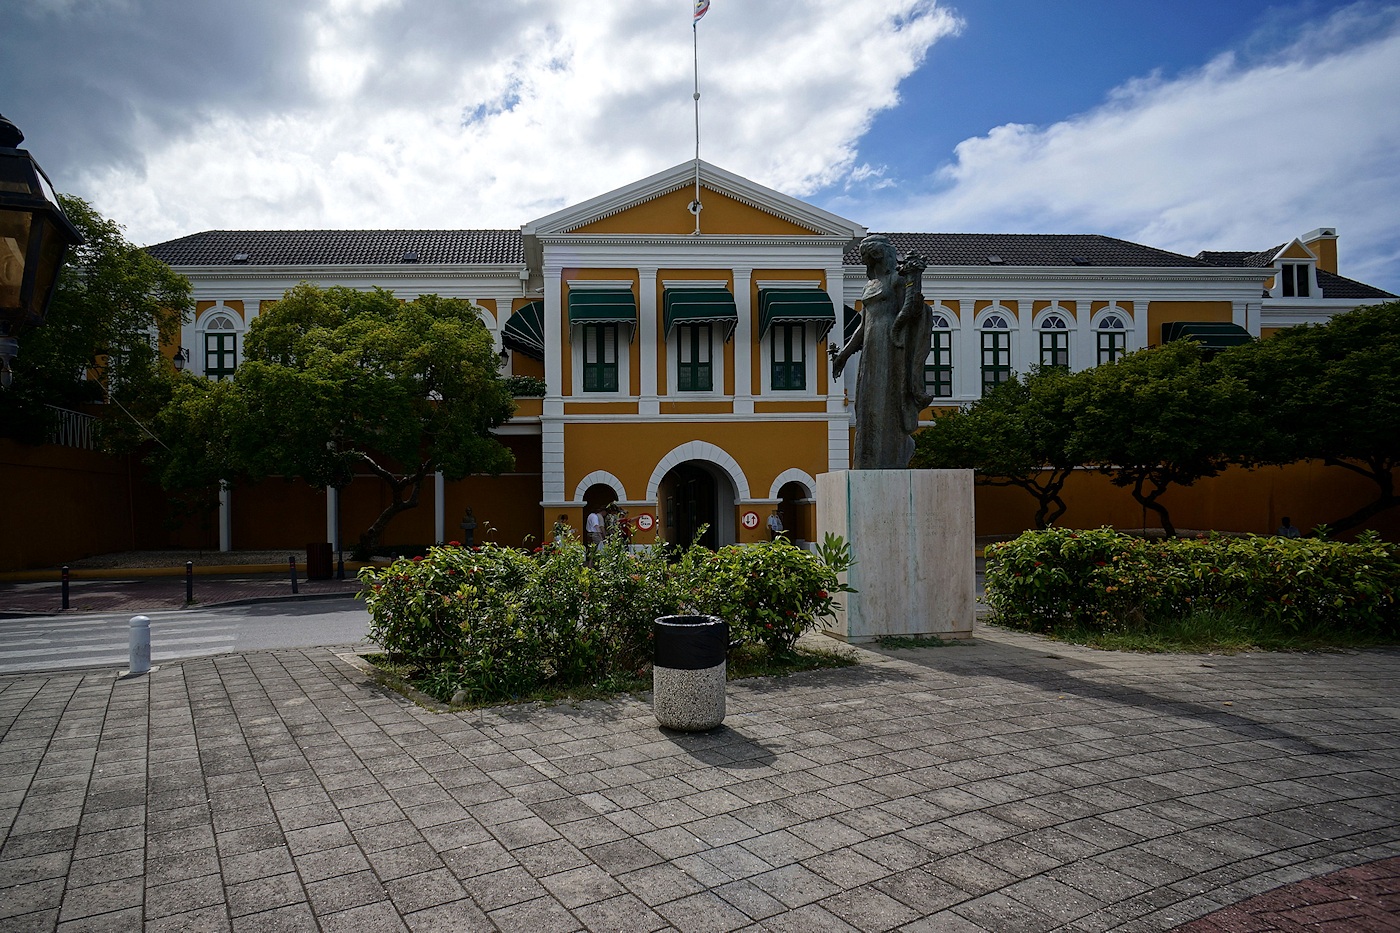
[1194,246,1396,299]
[1314,270,1397,300]
[145,229,523,266]
[846,233,1214,268]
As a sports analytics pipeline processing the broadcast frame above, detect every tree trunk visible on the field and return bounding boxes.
[1130,473,1175,537]
[1322,457,1397,535]
[356,457,431,554]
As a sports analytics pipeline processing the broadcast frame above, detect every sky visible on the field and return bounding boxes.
[3,0,1398,292]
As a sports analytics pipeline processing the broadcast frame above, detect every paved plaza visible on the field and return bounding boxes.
[1,624,1397,931]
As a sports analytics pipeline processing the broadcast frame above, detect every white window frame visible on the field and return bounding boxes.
[196,306,245,380]
[1034,307,1074,370]
[1091,307,1133,364]
[975,307,1016,395]
[925,308,957,399]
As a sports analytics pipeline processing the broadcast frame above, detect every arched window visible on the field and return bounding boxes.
[1097,313,1128,364]
[924,313,954,398]
[979,313,1012,395]
[1038,313,1070,370]
[202,313,239,380]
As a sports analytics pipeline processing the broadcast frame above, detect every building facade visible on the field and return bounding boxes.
[143,161,1395,552]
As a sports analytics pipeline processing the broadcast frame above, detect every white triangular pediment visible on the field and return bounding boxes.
[521,160,866,239]
[1271,238,1318,263]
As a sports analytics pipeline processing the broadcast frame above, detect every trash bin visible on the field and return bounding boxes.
[306,542,334,580]
[653,614,727,731]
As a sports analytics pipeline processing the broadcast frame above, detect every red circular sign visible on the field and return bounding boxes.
[635,513,655,531]
[741,511,760,529]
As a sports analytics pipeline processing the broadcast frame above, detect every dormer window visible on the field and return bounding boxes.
[1281,263,1311,298]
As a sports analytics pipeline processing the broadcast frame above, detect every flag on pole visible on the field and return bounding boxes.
[693,0,709,24]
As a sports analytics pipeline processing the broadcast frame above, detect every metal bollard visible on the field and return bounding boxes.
[61,565,70,610]
[336,551,345,580]
[288,555,299,594]
[128,615,151,675]
[185,561,194,604]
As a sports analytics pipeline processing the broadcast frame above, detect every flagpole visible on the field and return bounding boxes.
[692,17,702,235]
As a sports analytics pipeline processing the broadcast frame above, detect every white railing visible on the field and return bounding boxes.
[47,405,96,450]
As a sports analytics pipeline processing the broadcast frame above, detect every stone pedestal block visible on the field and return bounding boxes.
[817,469,974,643]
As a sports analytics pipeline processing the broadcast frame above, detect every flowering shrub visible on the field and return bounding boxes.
[360,534,850,703]
[985,527,1399,637]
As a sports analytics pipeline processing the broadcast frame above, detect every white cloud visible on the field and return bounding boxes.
[64,0,959,244]
[874,3,1400,291]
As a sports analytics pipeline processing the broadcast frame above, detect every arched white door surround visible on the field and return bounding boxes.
[572,470,629,504]
[768,468,817,501]
[646,441,752,503]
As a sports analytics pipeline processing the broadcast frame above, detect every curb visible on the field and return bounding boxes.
[0,563,375,583]
[0,588,361,619]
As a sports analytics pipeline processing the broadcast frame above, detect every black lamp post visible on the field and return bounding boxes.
[0,114,84,388]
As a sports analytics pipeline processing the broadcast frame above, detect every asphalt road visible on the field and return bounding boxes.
[0,600,373,675]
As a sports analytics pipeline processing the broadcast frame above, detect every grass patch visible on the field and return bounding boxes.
[993,608,1400,654]
[876,634,969,650]
[363,643,855,710]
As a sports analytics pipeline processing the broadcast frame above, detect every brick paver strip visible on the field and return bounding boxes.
[0,626,1396,930]
[1171,855,1400,931]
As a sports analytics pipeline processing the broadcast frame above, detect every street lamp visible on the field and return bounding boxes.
[172,347,190,372]
[0,114,84,388]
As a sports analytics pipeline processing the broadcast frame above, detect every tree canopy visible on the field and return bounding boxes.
[1220,299,1400,533]
[1064,339,1257,537]
[0,195,191,444]
[912,366,1079,528]
[154,284,517,551]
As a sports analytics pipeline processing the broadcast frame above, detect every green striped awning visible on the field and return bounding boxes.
[501,300,545,361]
[758,288,836,340]
[1161,321,1253,351]
[663,288,737,341]
[568,288,637,327]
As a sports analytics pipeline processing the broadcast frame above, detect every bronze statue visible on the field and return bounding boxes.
[831,235,932,470]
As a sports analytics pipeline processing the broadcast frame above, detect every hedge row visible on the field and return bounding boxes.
[359,535,849,704]
[984,527,1400,636]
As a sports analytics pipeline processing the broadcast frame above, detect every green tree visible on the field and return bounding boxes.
[912,367,1080,528]
[0,195,191,443]
[1065,340,1257,537]
[1220,300,1400,535]
[155,284,516,552]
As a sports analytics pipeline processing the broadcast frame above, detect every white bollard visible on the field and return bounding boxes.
[128,615,151,676]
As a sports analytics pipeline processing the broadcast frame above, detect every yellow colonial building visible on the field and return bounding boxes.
[142,161,1394,553]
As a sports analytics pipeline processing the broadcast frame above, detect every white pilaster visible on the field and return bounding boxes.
[959,304,979,399]
[219,482,232,552]
[1131,299,1148,350]
[1012,298,1034,377]
[325,487,338,548]
[825,262,845,397]
[732,268,753,413]
[1074,300,1094,371]
[434,472,445,544]
[638,267,659,415]
[543,266,564,414]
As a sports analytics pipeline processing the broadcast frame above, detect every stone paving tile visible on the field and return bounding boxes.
[1,632,1398,931]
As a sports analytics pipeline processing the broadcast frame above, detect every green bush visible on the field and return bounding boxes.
[359,534,849,704]
[985,527,1400,638]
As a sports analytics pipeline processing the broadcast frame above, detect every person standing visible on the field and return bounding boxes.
[585,509,604,564]
[767,509,786,541]
[1277,516,1302,538]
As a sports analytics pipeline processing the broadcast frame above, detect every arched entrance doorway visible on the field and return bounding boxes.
[659,461,736,548]
[777,480,813,546]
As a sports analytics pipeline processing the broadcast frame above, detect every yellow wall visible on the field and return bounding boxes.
[572,185,820,237]
[562,420,828,508]
[1146,301,1233,346]
[1308,238,1338,274]
[973,462,1400,540]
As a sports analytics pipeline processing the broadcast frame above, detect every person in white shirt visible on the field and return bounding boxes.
[767,509,786,541]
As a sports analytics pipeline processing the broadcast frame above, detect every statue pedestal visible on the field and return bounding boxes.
[817,470,975,643]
